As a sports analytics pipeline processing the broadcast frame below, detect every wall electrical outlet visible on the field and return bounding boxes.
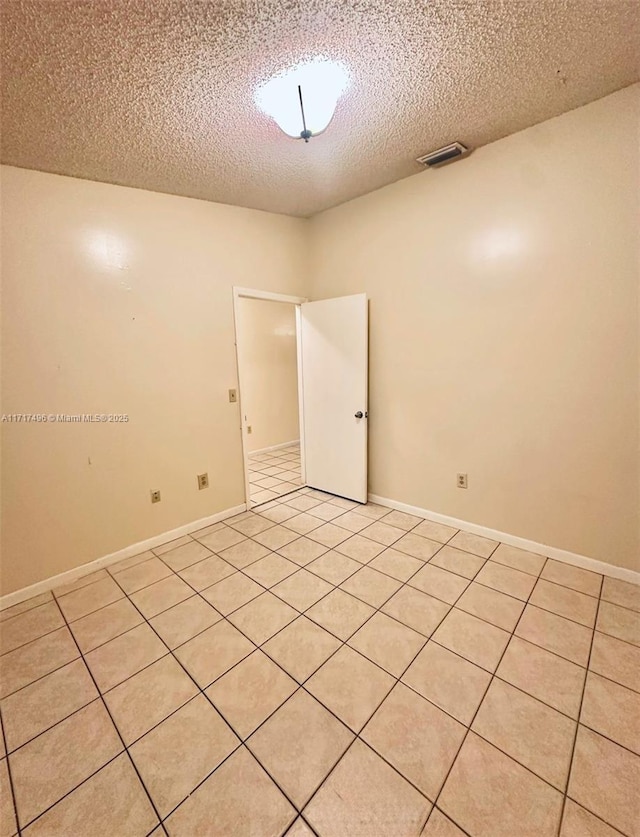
[228,389,237,403]
[456,473,468,489]
[197,472,209,490]
[150,489,161,503]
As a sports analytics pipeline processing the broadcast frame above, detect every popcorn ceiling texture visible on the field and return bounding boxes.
[1,0,638,217]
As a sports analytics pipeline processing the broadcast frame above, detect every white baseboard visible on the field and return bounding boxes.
[248,439,300,455]
[369,493,640,585]
[0,502,248,611]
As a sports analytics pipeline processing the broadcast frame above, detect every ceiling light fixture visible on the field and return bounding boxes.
[255,58,349,142]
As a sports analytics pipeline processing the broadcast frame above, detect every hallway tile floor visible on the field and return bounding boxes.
[1,487,639,836]
[248,444,302,507]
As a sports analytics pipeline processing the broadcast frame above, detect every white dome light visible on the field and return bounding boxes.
[255,58,349,141]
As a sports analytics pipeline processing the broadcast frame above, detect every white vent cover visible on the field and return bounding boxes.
[416,142,469,167]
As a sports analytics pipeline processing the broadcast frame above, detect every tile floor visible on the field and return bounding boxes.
[248,443,302,507]
[0,487,639,836]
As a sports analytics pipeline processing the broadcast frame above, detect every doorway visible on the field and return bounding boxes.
[233,287,369,509]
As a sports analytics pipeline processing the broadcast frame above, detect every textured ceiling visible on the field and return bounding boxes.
[1,1,639,217]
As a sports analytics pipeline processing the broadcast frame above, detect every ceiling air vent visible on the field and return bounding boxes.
[416,142,469,168]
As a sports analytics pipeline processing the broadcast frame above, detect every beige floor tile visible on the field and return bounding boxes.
[304,739,431,836]
[340,566,402,607]
[327,497,360,511]
[472,679,576,789]
[560,799,624,836]
[129,574,192,618]
[380,510,423,531]
[278,537,328,565]
[541,559,602,597]
[360,520,406,546]
[306,522,353,548]
[130,694,239,818]
[104,655,198,745]
[306,551,361,584]
[357,501,394,520]
[489,543,546,576]
[20,755,158,837]
[0,602,64,655]
[430,546,486,580]
[601,577,640,613]
[195,525,246,552]
[111,558,172,595]
[306,589,374,641]
[589,631,640,692]
[152,534,192,556]
[408,563,470,604]
[282,512,324,534]
[334,534,386,563]
[497,636,586,718]
[149,595,221,649]
[191,521,225,539]
[252,525,300,550]
[515,604,592,666]
[158,540,213,572]
[1,659,97,752]
[597,601,640,646]
[0,628,79,699]
[393,532,442,561]
[10,700,122,828]
[107,551,155,574]
[227,514,275,537]
[56,577,125,621]
[530,579,598,627]
[363,682,465,800]
[243,553,299,588]
[439,733,563,837]
[402,641,491,725]
[262,616,341,682]
[164,746,295,837]
[568,726,640,837]
[411,520,458,544]
[456,583,524,632]
[448,531,498,558]
[306,646,394,732]
[286,818,316,837]
[84,623,167,692]
[260,504,300,524]
[69,598,143,653]
[206,650,297,739]
[248,690,354,807]
[369,548,424,581]
[0,592,53,624]
[200,573,263,615]
[285,495,323,512]
[227,592,298,644]
[0,759,17,837]
[307,502,344,522]
[178,555,236,589]
[382,586,450,637]
[474,561,536,601]
[271,569,333,611]
[433,608,510,672]
[422,808,467,836]
[332,510,372,533]
[581,671,640,754]
[174,620,254,688]
[348,612,426,677]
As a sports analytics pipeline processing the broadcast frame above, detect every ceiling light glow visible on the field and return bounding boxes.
[255,58,349,141]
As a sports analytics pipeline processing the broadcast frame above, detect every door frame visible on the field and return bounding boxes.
[232,286,309,509]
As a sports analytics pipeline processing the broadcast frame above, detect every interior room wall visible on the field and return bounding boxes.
[309,84,640,572]
[0,166,308,594]
[235,298,300,454]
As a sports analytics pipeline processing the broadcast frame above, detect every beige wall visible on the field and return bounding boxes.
[0,166,307,594]
[236,298,299,454]
[309,85,640,571]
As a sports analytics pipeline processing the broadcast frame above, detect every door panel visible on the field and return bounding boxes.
[300,293,368,502]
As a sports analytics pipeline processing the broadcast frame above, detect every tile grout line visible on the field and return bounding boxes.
[0,705,22,836]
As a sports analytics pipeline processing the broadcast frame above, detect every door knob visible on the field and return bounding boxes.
[355,411,364,419]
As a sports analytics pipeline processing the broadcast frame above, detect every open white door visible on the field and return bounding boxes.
[300,293,368,502]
